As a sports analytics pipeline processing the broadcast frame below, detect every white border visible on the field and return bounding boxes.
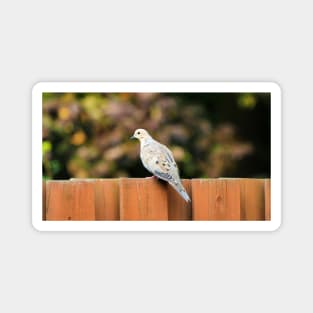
[32,82,281,231]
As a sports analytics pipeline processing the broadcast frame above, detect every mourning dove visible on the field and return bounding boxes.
[130,128,191,202]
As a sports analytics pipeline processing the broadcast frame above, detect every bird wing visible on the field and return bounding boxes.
[140,140,191,202]
[141,141,179,182]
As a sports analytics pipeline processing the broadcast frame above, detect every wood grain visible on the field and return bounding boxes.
[94,179,120,220]
[43,178,270,221]
[167,179,192,220]
[240,179,265,220]
[46,180,95,220]
[192,179,241,220]
[42,180,46,220]
[264,179,271,220]
[119,178,168,220]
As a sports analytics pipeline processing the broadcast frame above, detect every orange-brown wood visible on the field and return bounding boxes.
[240,179,265,220]
[119,178,168,220]
[46,181,71,220]
[94,179,120,220]
[264,179,271,220]
[71,181,96,220]
[42,180,46,220]
[192,179,241,220]
[46,181,95,220]
[43,178,270,221]
[167,179,192,220]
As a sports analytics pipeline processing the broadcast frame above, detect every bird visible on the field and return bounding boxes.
[130,128,191,202]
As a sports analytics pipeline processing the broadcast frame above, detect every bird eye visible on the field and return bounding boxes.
[137,131,141,135]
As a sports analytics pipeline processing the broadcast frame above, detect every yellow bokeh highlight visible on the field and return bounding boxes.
[58,107,71,120]
[71,131,86,145]
[238,94,256,109]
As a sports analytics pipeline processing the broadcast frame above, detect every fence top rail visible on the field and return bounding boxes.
[45,178,270,182]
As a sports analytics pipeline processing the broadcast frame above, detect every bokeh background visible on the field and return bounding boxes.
[42,92,270,179]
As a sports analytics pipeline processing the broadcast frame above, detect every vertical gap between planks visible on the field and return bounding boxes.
[225,179,241,220]
[191,179,209,220]
[44,178,269,221]
[94,179,120,220]
[120,178,168,220]
[192,179,241,220]
[46,181,72,220]
[167,179,192,220]
[75,181,96,220]
[240,179,265,220]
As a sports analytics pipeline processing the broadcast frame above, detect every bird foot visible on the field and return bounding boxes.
[146,175,159,180]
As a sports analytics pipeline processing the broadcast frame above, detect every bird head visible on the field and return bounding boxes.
[130,128,151,141]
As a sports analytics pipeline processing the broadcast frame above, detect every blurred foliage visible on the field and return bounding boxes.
[42,92,270,179]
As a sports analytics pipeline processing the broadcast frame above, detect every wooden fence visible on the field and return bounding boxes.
[43,178,270,221]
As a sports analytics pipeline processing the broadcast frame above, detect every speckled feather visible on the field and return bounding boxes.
[131,128,191,202]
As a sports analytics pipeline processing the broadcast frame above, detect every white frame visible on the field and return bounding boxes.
[32,82,281,231]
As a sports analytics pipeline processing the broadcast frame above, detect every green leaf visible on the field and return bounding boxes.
[42,141,52,154]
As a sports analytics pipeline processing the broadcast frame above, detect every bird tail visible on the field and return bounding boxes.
[169,181,191,202]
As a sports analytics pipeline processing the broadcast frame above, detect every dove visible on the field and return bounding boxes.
[130,128,191,202]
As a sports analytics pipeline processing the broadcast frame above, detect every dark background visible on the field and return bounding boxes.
[43,92,270,179]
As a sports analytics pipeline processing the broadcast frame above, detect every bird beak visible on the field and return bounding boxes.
[130,135,135,140]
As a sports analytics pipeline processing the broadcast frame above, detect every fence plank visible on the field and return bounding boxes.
[192,179,241,220]
[46,181,95,220]
[72,181,96,220]
[240,179,265,220]
[94,179,119,220]
[46,181,71,220]
[120,178,168,220]
[44,178,270,221]
[42,180,46,220]
[264,179,271,220]
[167,179,192,220]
